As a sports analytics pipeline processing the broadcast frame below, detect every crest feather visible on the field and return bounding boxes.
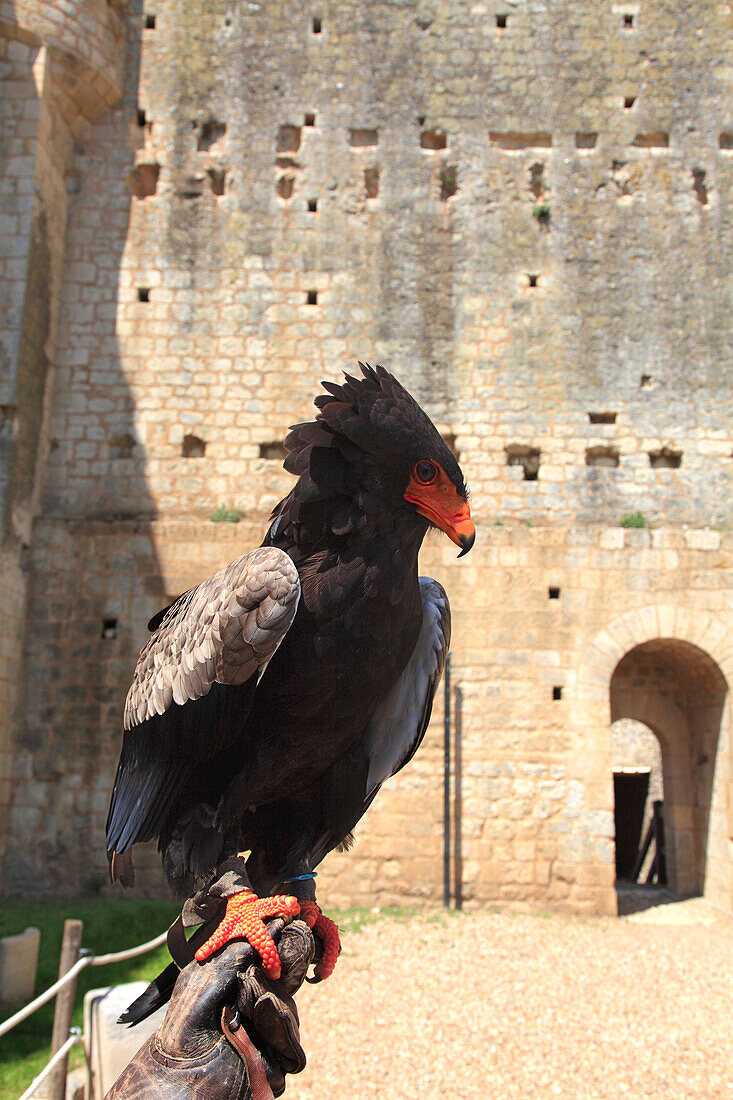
[268,362,467,549]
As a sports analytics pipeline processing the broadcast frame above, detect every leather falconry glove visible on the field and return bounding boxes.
[106,918,315,1100]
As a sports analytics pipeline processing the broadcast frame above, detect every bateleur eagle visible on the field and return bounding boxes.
[106,363,474,997]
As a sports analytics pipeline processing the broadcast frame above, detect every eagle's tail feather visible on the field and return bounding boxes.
[108,848,135,888]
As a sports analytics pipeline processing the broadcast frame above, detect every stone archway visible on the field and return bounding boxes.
[577,606,733,912]
[611,640,726,897]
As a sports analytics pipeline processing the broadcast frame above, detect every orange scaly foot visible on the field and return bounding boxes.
[299,900,340,981]
[195,889,300,979]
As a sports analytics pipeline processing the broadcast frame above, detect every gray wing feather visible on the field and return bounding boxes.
[364,577,451,797]
[123,547,300,731]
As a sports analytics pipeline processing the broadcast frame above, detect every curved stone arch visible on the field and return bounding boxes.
[577,604,732,909]
[611,693,684,757]
[577,604,733,706]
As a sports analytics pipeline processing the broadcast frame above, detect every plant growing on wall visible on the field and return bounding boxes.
[210,505,243,523]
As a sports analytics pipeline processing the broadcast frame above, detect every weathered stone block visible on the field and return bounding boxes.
[0,926,39,1010]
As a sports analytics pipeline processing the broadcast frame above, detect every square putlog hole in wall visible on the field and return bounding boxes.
[144,13,156,29]
[649,447,682,468]
[312,16,322,33]
[692,168,708,205]
[198,119,226,151]
[440,165,458,200]
[101,618,118,640]
[277,175,295,199]
[527,274,540,288]
[137,287,150,302]
[259,441,287,461]
[207,168,226,196]
[548,586,561,600]
[304,112,316,128]
[277,125,302,154]
[552,686,563,701]
[306,290,318,305]
[720,133,733,150]
[307,198,318,212]
[182,434,206,458]
[490,132,553,150]
[495,14,508,29]
[127,162,160,199]
[364,166,380,198]
[632,132,669,148]
[349,128,378,148]
[622,12,635,27]
[108,433,135,460]
[528,162,544,198]
[586,446,619,467]
[421,129,447,150]
[506,445,540,481]
[575,132,597,149]
[588,411,617,424]
[623,96,637,110]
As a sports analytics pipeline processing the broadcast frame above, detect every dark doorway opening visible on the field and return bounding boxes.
[613,770,650,879]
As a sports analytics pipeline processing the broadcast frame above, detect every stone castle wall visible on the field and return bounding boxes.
[1,1,731,914]
[0,0,125,873]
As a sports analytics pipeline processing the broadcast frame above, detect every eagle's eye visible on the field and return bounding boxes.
[414,460,439,485]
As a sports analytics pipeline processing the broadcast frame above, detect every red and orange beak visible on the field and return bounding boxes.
[404,468,476,557]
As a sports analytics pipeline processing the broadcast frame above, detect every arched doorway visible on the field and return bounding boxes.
[610,640,727,899]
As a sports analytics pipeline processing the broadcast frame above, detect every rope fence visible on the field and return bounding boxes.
[90,931,169,968]
[17,1028,82,1100]
[0,930,167,1039]
[1,922,169,1098]
[0,956,91,1040]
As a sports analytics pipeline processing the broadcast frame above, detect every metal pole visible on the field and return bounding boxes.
[48,918,83,1100]
[443,651,451,910]
[453,684,463,910]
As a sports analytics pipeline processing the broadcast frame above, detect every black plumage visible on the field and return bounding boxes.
[106,363,473,903]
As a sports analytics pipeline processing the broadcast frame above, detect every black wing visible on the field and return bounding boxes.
[302,577,450,876]
[106,547,300,876]
[363,576,450,797]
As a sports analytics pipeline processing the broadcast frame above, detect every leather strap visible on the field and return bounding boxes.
[221,1005,274,1100]
[166,915,194,970]
[166,863,248,968]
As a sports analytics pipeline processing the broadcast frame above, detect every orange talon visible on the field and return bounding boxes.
[299,900,340,980]
[194,889,300,979]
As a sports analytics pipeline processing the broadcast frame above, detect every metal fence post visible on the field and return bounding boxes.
[48,918,83,1100]
[443,651,451,910]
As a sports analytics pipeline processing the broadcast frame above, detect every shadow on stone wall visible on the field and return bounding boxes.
[2,2,169,898]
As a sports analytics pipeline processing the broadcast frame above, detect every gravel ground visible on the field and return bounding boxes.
[287,898,732,1100]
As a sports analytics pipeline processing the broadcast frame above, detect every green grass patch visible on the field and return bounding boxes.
[332,905,414,935]
[0,898,178,1100]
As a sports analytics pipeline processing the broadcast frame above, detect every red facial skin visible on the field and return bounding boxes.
[403,463,475,555]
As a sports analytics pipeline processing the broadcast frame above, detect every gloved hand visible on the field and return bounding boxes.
[106,918,315,1100]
